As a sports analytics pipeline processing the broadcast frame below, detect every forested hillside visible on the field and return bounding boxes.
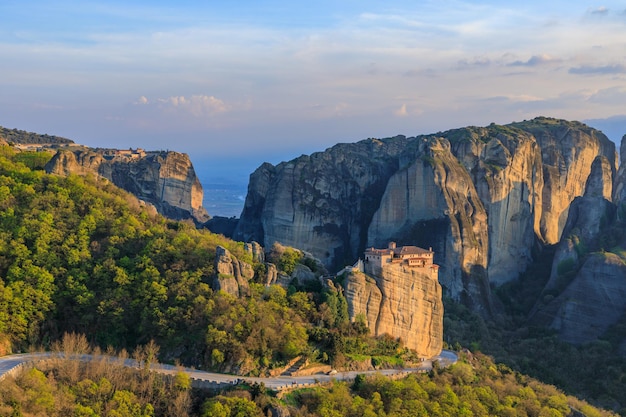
[0,145,408,374]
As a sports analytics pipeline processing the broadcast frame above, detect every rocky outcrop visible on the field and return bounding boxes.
[542,156,616,292]
[264,263,279,286]
[236,138,409,270]
[367,137,490,309]
[236,118,616,311]
[264,267,293,288]
[343,265,443,357]
[344,272,383,332]
[510,119,617,243]
[212,245,254,297]
[447,126,542,286]
[291,264,317,285]
[613,135,626,216]
[45,148,209,223]
[532,252,626,345]
[245,241,265,263]
[528,153,622,344]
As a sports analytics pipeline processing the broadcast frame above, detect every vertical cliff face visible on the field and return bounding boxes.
[529,154,622,344]
[236,118,616,312]
[613,135,626,213]
[45,149,209,223]
[367,137,490,309]
[446,126,543,285]
[511,119,617,243]
[236,137,411,268]
[546,155,616,291]
[532,253,626,345]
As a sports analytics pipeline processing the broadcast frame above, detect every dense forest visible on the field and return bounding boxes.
[0,144,625,415]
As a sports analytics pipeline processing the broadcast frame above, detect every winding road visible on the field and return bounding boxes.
[0,350,457,391]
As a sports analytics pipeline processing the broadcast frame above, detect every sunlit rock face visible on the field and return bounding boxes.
[343,244,443,357]
[236,117,616,312]
[613,134,626,213]
[46,148,209,223]
[212,245,254,297]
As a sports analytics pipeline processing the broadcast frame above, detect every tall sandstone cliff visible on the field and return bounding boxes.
[45,149,209,223]
[529,137,626,345]
[235,118,617,313]
[344,264,443,358]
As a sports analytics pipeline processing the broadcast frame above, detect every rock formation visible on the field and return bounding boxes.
[244,241,265,263]
[531,253,626,345]
[543,156,616,292]
[212,245,254,297]
[529,145,624,344]
[343,243,443,357]
[45,148,209,223]
[235,117,616,312]
[613,135,626,214]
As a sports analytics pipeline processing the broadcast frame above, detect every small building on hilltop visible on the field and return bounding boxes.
[362,242,439,279]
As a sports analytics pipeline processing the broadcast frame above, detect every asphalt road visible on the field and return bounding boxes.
[0,350,457,390]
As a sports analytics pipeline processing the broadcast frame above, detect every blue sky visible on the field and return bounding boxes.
[2,1,626,182]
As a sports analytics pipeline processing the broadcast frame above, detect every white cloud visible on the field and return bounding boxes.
[508,94,545,103]
[588,6,609,15]
[154,95,230,117]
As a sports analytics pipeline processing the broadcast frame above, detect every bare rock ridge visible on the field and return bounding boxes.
[45,148,209,223]
[235,117,617,314]
[1,126,208,223]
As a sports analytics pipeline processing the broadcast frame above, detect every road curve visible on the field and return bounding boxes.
[0,350,457,391]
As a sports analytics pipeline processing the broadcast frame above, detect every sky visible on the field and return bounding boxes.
[2,0,626,184]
